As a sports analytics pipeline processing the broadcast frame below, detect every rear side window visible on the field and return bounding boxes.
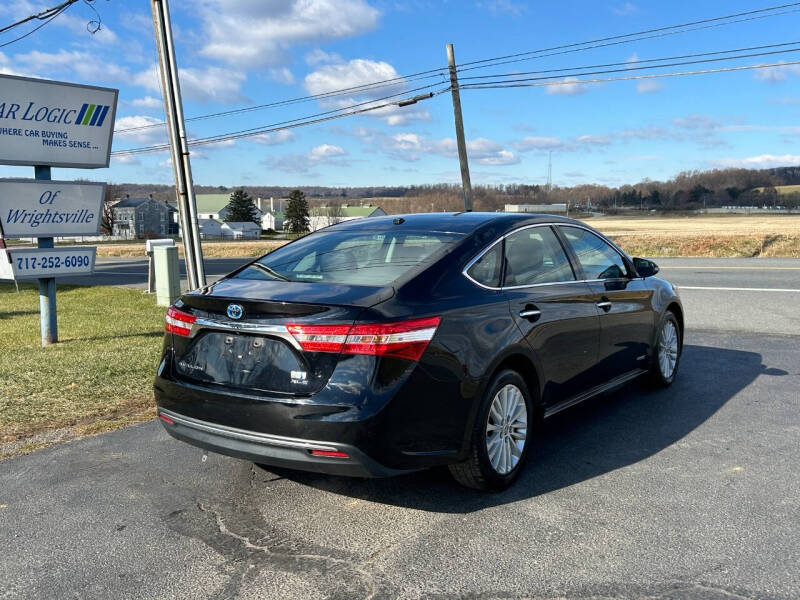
[503,226,575,286]
[559,226,628,280]
[235,230,462,287]
[466,243,503,288]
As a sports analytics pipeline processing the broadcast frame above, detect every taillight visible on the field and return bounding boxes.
[287,316,440,362]
[165,306,196,337]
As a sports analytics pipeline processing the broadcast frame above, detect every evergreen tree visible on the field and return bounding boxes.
[224,189,259,223]
[285,189,310,233]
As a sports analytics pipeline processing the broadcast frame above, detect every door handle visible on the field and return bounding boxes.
[596,300,612,312]
[519,307,541,320]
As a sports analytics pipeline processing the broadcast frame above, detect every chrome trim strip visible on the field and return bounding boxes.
[159,409,339,452]
[461,221,633,292]
[543,369,647,418]
[189,318,302,351]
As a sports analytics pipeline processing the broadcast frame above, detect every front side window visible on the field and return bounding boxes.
[503,226,575,286]
[235,230,462,287]
[559,226,628,280]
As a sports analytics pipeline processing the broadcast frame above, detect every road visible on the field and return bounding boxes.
[1,257,798,599]
[70,255,800,336]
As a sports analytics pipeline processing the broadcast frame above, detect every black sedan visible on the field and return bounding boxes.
[154,212,683,490]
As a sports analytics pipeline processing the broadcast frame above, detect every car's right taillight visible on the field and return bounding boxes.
[286,316,440,362]
[165,306,196,337]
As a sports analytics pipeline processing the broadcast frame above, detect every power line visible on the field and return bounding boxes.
[115,69,447,133]
[455,1,800,72]
[115,3,800,134]
[457,46,800,87]
[110,89,448,157]
[459,40,800,81]
[0,0,78,35]
[459,60,800,90]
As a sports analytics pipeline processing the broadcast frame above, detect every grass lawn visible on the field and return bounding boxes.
[0,283,166,458]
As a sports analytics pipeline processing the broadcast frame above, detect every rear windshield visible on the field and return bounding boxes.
[234,230,462,286]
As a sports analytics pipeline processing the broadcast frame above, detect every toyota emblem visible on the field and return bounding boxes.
[226,303,244,320]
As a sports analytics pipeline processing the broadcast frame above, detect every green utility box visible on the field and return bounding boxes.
[154,245,181,307]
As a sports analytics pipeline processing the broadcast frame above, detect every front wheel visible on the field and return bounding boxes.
[649,312,681,387]
[449,369,534,491]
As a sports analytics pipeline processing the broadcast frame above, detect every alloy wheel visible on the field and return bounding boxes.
[658,320,679,379]
[485,384,528,475]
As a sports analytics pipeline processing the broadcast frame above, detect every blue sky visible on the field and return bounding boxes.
[1,0,800,188]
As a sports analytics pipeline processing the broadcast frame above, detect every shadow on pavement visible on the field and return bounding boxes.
[273,343,787,513]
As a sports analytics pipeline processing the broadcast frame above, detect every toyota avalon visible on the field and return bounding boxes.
[154,212,682,490]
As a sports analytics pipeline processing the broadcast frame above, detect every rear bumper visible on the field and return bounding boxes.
[157,408,413,478]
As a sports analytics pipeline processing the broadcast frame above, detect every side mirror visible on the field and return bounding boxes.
[633,257,659,278]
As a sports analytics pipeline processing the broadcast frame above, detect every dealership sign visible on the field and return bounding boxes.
[0,74,118,168]
[0,180,105,237]
[0,246,97,280]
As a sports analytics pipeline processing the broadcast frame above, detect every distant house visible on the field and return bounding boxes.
[309,205,386,232]
[504,203,567,214]
[111,194,171,239]
[261,210,284,231]
[195,193,236,220]
[221,221,261,239]
[180,218,223,239]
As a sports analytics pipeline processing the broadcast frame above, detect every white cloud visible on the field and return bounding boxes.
[546,77,588,96]
[612,3,638,15]
[711,154,800,169]
[309,144,347,159]
[113,115,167,145]
[251,130,296,145]
[372,132,518,165]
[477,1,527,16]
[576,134,610,146]
[267,143,350,173]
[304,57,428,125]
[198,0,379,68]
[514,136,566,151]
[636,79,663,94]
[130,96,163,110]
[269,68,296,85]
[305,49,343,66]
[9,49,129,84]
[754,62,800,83]
[133,64,248,104]
[111,154,140,165]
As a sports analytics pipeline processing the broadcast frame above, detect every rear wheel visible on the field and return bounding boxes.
[449,369,534,491]
[649,311,681,387]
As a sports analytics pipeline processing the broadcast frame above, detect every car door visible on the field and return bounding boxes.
[556,225,655,380]
[500,225,601,406]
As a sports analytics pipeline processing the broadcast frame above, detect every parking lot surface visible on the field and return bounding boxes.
[3,257,800,599]
[2,328,798,599]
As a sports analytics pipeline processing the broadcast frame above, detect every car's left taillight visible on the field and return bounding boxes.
[165,306,196,337]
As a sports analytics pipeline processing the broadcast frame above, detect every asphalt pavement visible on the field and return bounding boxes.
[2,257,799,599]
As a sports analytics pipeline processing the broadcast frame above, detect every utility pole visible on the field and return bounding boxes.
[446,43,473,212]
[151,0,205,290]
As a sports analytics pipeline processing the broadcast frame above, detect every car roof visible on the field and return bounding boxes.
[324,211,583,234]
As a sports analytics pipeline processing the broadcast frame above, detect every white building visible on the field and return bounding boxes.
[309,205,386,232]
[221,221,261,239]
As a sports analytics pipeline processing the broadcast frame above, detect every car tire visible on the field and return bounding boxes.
[648,311,682,387]
[448,369,535,491]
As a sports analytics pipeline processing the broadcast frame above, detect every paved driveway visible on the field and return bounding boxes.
[2,329,798,599]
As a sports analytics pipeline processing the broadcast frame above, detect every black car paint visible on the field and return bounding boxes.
[154,213,683,475]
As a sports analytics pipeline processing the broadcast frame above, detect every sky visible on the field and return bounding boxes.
[1,0,800,189]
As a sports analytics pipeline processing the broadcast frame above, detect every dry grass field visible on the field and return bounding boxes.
[94,239,286,258]
[587,214,800,257]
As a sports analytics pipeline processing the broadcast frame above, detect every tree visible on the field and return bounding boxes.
[285,189,310,233]
[101,183,122,235]
[224,189,259,223]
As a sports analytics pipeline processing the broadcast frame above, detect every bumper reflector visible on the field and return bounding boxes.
[159,413,175,425]
[310,449,349,458]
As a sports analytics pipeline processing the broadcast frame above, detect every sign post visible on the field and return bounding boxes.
[0,74,117,346]
[34,165,57,344]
